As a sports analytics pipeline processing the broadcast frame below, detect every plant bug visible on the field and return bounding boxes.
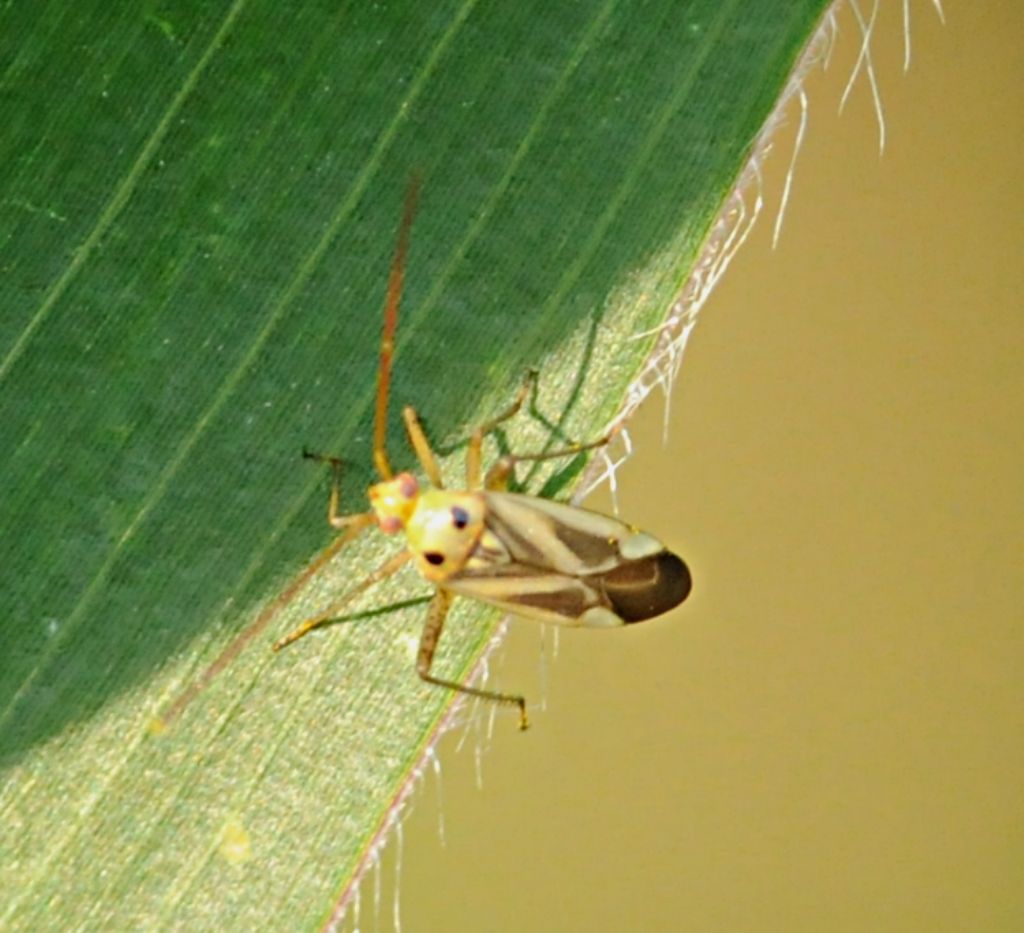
[273,178,692,730]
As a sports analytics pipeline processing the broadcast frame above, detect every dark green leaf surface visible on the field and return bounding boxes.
[1,1,829,926]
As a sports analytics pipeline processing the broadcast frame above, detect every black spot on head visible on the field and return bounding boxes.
[424,552,445,566]
[451,506,469,530]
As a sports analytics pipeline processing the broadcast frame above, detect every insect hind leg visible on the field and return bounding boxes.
[484,426,618,492]
[273,547,412,651]
[417,589,529,730]
[465,368,538,489]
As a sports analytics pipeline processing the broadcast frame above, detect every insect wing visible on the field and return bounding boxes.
[444,492,691,627]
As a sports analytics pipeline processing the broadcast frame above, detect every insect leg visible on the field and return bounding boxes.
[465,369,538,489]
[402,406,444,488]
[484,427,618,491]
[273,548,413,651]
[417,588,529,730]
[303,449,376,530]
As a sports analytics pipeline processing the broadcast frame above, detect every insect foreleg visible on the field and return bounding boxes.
[484,428,618,491]
[303,449,376,530]
[273,548,413,651]
[402,406,444,488]
[465,368,538,489]
[417,588,529,730]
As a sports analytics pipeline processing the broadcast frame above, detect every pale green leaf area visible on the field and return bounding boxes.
[1,1,829,927]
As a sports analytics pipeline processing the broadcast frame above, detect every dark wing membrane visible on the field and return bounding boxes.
[596,550,692,623]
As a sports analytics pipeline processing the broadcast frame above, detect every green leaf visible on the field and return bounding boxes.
[1,1,829,926]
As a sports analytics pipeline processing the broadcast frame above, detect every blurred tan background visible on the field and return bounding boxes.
[390,4,1023,930]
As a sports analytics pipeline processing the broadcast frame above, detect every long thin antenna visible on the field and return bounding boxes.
[373,175,421,481]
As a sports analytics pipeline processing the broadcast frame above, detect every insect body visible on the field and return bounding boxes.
[398,483,689,629]
[273,179,691,729]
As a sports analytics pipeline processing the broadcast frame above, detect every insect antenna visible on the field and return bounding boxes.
[372,175,421,481]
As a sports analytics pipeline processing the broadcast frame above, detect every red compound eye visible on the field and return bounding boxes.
[397,473,418,499]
